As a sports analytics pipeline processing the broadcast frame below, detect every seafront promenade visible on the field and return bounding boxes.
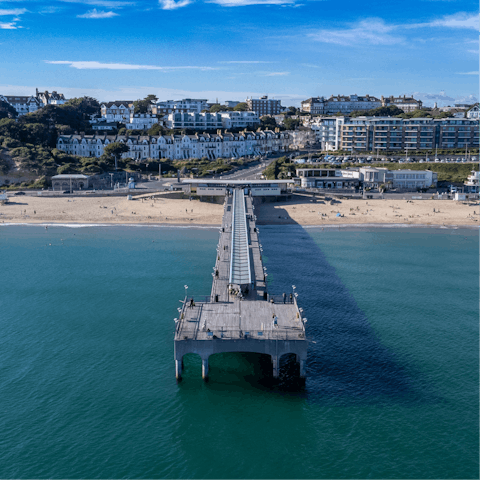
[174,188,308,381]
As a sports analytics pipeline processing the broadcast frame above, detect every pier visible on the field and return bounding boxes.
[174,185,307,381]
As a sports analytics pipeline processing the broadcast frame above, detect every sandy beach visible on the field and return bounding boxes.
[0,192,478,227]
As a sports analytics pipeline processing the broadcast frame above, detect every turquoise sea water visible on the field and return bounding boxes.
[0,225,478,479]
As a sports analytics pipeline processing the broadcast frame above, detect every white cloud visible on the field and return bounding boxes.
[309,18,403,46]
[219,60,276,64]
[263,71,290,76]
[45,60,219,71]
[77,8,119,17]
[0,22,18,28]
[0,8,27,15]
[456,71,479,75]
[300,63,320,68]
[159,0,191,9]
[58,0,134,7]
[424,12,478,30]
[209,0,296,6]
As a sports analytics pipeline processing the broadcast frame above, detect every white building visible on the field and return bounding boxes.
[466,104,479,119]
[464,170,479,193]
[36,89,66,106]
[126,113,159,130]
[301,95,381,115]
[0,89,67,116]
[307,117,340,150]
[295,168,360,189]
[153,98,208,115]
[100,101,134,123]
[220,111,259,129]
[165,112,223,130]
[56,130,291,161]
[361,167,437,190]
[381,95,422,112]
[0,95,41,115]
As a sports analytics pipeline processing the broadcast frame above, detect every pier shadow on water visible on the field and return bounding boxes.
[258,217,435,405]
[231,198,438,405]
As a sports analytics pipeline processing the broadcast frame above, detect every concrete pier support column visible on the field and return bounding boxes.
[175,358,182,381]
[272,356,279,379]
[202,357,209,381]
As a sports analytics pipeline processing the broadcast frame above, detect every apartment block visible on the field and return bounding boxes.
[220,111,260,129]
[246,96,282,116]
[153,98,208,115]
[337,117,478,151]
[165,112,223,130]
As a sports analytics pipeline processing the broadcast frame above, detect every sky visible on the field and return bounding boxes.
[0,0,478,106]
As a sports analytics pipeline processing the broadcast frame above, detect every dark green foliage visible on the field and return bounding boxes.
[63,97,100,117]
[283,117,301,130]
[233,102,248,111]
[350,105,404,117]
[0,100,18,120]
[103,142,129,158]
[133,95,157,114]
[209,104,229,113]
[263,156,296,179]
[260,116,277,129]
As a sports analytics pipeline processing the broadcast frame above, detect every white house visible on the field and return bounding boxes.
[100,101,134,123]
[466,104,479,119]
[220,111,259,129]
[126,113,159,130]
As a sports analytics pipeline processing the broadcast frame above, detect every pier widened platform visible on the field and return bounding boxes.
[174,188,307,381]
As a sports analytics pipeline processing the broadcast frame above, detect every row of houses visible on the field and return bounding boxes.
[306,117,478,151]
[295,167,438,191]
[56,130,291,160]
[0,89,66,115]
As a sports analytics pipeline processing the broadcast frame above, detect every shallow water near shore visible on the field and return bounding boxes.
[0,225,478,479]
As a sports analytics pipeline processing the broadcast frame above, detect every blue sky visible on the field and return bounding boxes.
[0,0,478,105]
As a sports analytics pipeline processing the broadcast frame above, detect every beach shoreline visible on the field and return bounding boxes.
[0,193,478,228]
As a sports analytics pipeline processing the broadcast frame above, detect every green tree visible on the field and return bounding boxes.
[209,104,229,113]
[260,116,277,129]
[0,100,18,120]
[63,96,100,117]
[133,95,157,114]
[103,142,130,170]
[233,102,248,111]
[283,117,300,130]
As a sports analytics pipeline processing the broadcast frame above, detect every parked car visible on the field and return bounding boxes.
[14,191,26,195]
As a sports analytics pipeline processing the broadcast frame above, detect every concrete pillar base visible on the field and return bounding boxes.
[202,357,209,381]
[299,358,307,378]
[272,356,279,379]
[175,359,182,381]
